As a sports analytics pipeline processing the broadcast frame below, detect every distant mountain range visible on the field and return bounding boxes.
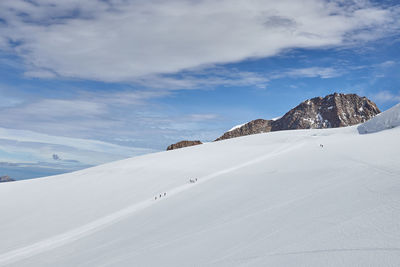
[167,93,380,150]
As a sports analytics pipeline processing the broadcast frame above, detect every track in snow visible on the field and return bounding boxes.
[0,142,304,266]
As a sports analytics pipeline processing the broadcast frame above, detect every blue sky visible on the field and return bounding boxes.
[0,0,399,179]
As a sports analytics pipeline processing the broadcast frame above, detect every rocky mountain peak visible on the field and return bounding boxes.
[167,93,380,146]
[271,93,380,131]
[215,93,380,141]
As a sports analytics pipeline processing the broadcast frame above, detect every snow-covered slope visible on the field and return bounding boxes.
[0,114,399,266]
[358,103,400,134]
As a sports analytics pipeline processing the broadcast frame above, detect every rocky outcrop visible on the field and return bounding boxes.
[167,140,203,151]
[215,93,380,141]
[271,93,380,131]
[215,119,273,141]
[0,175,14,183]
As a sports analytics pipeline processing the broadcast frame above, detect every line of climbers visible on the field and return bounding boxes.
[155,143,325,201]
[155,192,166,200]
[154,178,199,200]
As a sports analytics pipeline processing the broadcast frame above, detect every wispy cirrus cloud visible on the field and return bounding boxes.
[276,67,342,79]
[133,67,270,89]
[0,126,155,179]
[372,90,400,104]
[0,0,398,83]
[378,60,396,68]
[0,87,224,149]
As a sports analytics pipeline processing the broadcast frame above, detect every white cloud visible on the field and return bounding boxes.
[0,88,225,151]
[0,95,122,138]
[24,69,56,79]
[23,99,106,117]
[378,60,396,67]
[0,0,398,82]
[372,90,400,104]
[0,95,22,108]
[281,67,342,79]
[0,127,154,166]
[134,67,270,89]
[188,114,219,121]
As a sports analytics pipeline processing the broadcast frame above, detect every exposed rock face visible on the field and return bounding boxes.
[271,93,380,131]
[215,93,380,141]
[0,175,14,183]
[167,140,203,151]
[215,119,273,141]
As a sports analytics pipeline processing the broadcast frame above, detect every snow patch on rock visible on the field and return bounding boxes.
[271,116,282,121]
[228,123,246,132]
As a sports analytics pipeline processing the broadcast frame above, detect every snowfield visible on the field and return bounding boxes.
[0,105,400,266]
[358,103,400,134]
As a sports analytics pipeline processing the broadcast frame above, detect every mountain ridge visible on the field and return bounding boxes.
[217,92,380,141]
[167,92,380,149]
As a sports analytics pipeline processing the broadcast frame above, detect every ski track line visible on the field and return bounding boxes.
[0,141,304,266]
